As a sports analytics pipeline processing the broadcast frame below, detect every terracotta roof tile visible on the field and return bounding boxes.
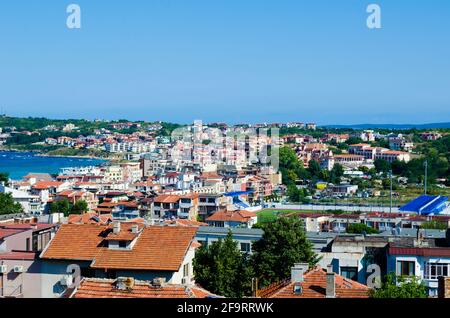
[260,267,370,298]
[154,194,180,204]
[92,226,197,271]
[41,224,108,261]
[72,278,214,298]
[206,210,256,223]
[41,224,197,272]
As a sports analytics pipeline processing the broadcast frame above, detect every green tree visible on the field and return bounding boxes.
[345,136,364,145]
[0,193,24,215]
[279,147,309,186]
[71,200,89,215]
[371,273,428,298]
[307,160,322,179]
[346,223,380,234]
[252,217,320,288]
[420,220,448,230]
[193,232,254,298]
[329,164,344,184]
[50,198,71,215]
[0,172,9,186]
[374,159,391,174]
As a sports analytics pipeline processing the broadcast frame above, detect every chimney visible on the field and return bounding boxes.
[115,277,134,290]
[151,277,166,288]
[113,221,121,234]
[131,224,139,234]
[415,229,425,247]
[291,263,309,283]
[326,264,336,298]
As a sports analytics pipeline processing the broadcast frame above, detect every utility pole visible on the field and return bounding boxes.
[390,170,393,214]
[424,160,428,195]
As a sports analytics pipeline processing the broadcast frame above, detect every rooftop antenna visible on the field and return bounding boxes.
[424,160,428,195]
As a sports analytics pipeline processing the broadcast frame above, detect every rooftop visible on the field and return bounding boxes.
[259,267,370,298]
[41,223,198,271]
[71,278,217,298]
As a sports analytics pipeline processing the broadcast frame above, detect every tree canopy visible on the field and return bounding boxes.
[0,172,9,186]
[50,199,89,217]
[371,273,428,298]
[193,232,254,298]
[346,223,380,234]
[251,217,320,288]
[0,193,24,215]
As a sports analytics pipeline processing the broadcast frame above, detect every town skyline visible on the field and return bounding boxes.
[1,1,449,125]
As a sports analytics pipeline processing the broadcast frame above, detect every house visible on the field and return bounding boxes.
[205,209,257,228]
[0,251,41,298]
[363,213,404,232]
[196,226,264,254]
[130,180,161,194]
[0,223,56,253]
[330,184,358,196]
[349,144,411,163]
[0,222,57,298]
[198,194,227,221]
[23,173,54,185]
[318,235,389,284]
[39,223,199,298]
[110,201,141,220]
[328,215,361,232]
[178,193,199,220]
[54,190,98,211]
[0,184,43,215]
[257,264,370,298]
[387,229,450,297]
[420,132,442,141]
[67,212,112,225]
[69,277,217,298]
[333,154,365,169]
[152,194,181,219]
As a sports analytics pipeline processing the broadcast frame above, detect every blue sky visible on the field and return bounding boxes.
[0,0,449,125]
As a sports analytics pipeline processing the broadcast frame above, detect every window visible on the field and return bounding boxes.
[26,238,31,251]
[340,267,358,281]
[397,260,415,277]
[118,241,127,248]
[240,243,251,253]
[424,262,450,280]
[183,263,190,278]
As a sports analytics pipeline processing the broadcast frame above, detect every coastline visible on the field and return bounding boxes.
[0,147,110,161]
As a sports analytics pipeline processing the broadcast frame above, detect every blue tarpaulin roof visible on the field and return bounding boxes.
[224,190,254,197]
[399,195,448,215]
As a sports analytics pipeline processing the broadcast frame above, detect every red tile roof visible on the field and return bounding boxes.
[92,226,197,271]
[206,210,256,223]
[104,223,143,241]
[389,247,450,257]
[154,194,180,203]
[0,251,38,260]
[67,213,112,225]
[41,224,198,271]
[259,267,370,298]
[71,278,215,298]
[165,219,208,227]
[0,228,29,240]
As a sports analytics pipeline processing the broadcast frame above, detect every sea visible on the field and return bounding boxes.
[0,151,107,180]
